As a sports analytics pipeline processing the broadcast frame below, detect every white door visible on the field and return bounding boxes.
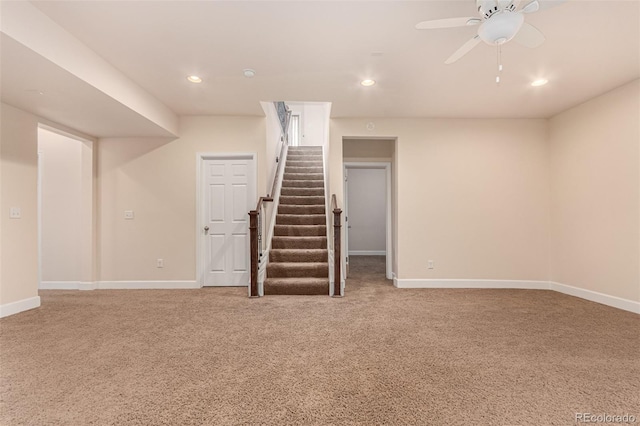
[201,156,255,286]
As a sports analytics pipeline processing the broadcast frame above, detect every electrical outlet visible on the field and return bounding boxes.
[156,258,164,268]
[124,210,134,220]
[428,260,434,269]
[9,207,21,219]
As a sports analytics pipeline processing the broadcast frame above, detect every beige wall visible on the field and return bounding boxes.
[39,128,83,282]
[343,138,394,161]
[98,116,266,281]
[331,118,550,281]
[0,103,39,305]
[550,79,640,302]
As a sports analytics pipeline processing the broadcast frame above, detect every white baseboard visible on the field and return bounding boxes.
[391,278,639,314]
[349,250,386,256]
[98,281,199,290]
[0,296,41,318]
[80,282,98,290]
[42,281,199,290]
[394,279,549,290]
[40,281,82,290]
[550,281,640,314]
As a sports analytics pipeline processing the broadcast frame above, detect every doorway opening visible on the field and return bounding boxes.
[37,125,95,290]
[344,162,392,280]
[288,114,300,147]
[342,137,396,281]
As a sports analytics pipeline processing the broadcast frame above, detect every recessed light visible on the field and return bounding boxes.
[243,69,256,78]
[187,75,202,83]
[361,79,376,87]
[531,78,548,87]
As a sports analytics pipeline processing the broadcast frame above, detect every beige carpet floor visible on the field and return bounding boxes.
[1,256,639,425]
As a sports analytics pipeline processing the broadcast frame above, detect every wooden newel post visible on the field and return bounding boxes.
[333,207,342,297]
[249,210,259,298]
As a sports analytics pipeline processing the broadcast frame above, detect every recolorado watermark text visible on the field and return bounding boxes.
[575,413,637,424]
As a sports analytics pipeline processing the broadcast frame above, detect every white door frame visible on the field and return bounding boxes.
[37,149,43,289]
[195,152,257,288]
[343,162,393,280]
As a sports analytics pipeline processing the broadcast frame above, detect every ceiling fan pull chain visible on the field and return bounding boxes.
[496,44,503,84]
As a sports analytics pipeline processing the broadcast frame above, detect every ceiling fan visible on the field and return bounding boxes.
[416,0,563,66]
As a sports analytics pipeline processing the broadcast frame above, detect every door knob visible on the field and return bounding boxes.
[204,226,209,232]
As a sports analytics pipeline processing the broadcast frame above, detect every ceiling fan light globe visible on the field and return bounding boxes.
[478,11,524,45]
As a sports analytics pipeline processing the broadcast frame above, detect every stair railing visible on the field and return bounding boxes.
[249,196,271,297]
[331,194,343,297]
[248,102,291,297]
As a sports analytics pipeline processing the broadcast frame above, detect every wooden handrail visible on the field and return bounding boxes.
[256,196,274,212]
[269,137,288,197]
[331,194,342,297]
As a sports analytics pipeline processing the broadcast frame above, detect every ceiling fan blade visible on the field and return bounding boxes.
[521,0,566,13]
[445,35,481,64]
[521,0,540,13]
[415,17,481,30]
[513,22,545,48]
[538,0,567,10]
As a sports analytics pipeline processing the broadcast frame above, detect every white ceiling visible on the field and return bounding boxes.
[5,0,640,131]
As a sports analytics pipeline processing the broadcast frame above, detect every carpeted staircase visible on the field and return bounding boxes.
[265,146,329,295]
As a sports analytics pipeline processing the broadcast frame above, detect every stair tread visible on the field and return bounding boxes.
[271,240,326,248]
[281,180,324,188]
[264,277,329,295]
[278,207,325,213]
[279,196,326,205]
[272,235,327,238]
[276,214,326,217]
[265,277,328,283]
[270,249,327,252]
[276,223,327,228]
[278,204,326,207]
[267,261,329,278]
